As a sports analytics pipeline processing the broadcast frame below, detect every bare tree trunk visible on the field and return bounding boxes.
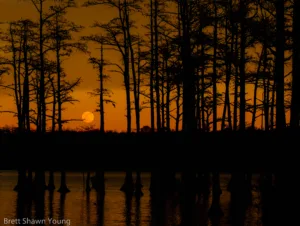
[196,68,201,129]
[263,78,269,131]
[252,47,265,128]
[290,1,300,127]
[118,4,132,133]
[55,14,62,132]
[17,34,23,132]
[10,24,22,132]
[222,12,232,130]
[150,0,155,132]
[137,40,142,132]
[201,26,206,131]
[270,81,275,130]
[180,0,196,132]
[161,58,165,130]
[212,0,218,132]
[233,31,239,131]
[125,1,140,133]
[263,44,270,131]
[239,0,246,131]
[22,21,30,132]
[99,44,105,133]
[51,78,56,132]
[275,0,286,129]
[166,64,171,130]
[154,0,161,131]
[176,83,181,132]
[39,0,46,133]
[175,4,182,132]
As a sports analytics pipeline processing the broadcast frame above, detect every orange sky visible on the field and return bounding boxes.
[0,0,292,131]
[0,0,155,131]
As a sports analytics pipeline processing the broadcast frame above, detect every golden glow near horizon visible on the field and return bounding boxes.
[82,111,94,123]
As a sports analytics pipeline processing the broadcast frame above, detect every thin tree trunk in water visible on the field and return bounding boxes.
[206,111,210,131]
[120,170,134,194]
[161,59,165,130]
[22,21,30,132]
[55,13,62,132]
[180,0,196,132]
[51,78,56,132]
[125,2,140,133]
[290,1,300,127]
[165,52,171,130]
[233,31,239,131]
[36,83,41,132]
[263,45,270,131]
[263,76,269,131]
[154,0,161,131]
[175,83,181,132]
[125,62,131,133]
[227,0,234,130]
[201,30,206,131]
[166,78,171,131]
[48,170,55,191]
[58,171,70,193]
[222,91,227,130]
[10,25,22,132]
[99,44,105,133]
[118,4,131,133]
[175,3,181,132]
[39,0,46,133]
[275,0,286,129]
[222,15,232,130]
[212,0,218,132]
[239,0,246,131]
[252,47,265,128]
[17,33,23,132]
[137,40,142,132]
[150,0,155,132]
[270,82,275,130]
[196,68,201,129]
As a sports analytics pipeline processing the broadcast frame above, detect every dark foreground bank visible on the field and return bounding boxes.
[0,129,297,170]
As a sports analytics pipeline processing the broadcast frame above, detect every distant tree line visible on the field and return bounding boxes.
[0,0,299,133]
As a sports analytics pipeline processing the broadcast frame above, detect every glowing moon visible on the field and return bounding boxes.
[82,111,94,123]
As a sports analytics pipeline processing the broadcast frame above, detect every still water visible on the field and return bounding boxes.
[0,171,264,226]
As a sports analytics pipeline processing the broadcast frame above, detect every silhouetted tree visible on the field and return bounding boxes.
[83,0,143,133]
[46,4,85,132]
[274,0,286,129]
[290,0,300,127]
[81,35,116,132]
[28,0,76,133]
[0,20,37,132]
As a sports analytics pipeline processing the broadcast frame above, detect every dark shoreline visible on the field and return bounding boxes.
[0,129,296,171]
